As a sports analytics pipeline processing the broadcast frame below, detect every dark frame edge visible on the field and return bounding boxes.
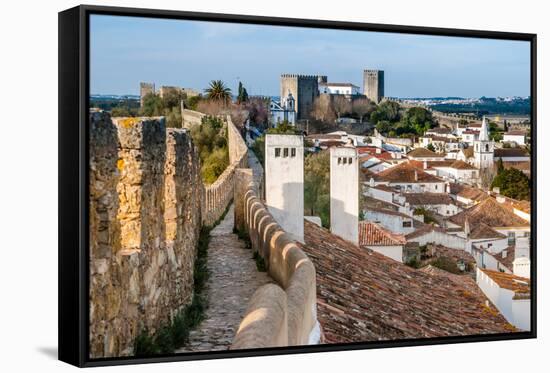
[58,5,86,368]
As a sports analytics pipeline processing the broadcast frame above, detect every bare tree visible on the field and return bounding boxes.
[229,106,249,129]
[352,97,375,123]
[196,100,227,116]
[310,95,336,123]
[332,96,351,120]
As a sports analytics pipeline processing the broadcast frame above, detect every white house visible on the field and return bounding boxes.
[476,268,530,330]
[319,82,361,96]
[369,161,447,193]
[269,90,296,126]
[431,160,479,184]
[359,221,406,262]
[407,147,447,162]
[503,130,527,146]
[447,197,530,251]
[399,192,461,217]
[362,207,415,235]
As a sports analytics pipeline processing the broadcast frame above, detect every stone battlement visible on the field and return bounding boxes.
[281,73,322,80]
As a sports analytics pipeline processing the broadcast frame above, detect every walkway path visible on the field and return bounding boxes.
[176,204,273,352]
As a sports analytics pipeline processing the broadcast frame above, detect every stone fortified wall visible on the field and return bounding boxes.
[231,170,319,349]
[89,112,202,358]
[201,115,248,226]
[181,108,205,129]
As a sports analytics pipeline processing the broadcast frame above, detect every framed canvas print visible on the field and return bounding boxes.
[58,4,537,367]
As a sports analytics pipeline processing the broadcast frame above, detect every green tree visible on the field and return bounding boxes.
[141,93,163,116]
[186,95,202,110]
[204,80,232,102]
[304,151,331,227]
[190,116,229,184]
[236,81,249,104]
[491,167,530,200]
[370,101,400,124]
[402,107,435,135]
[376,120,393,134]
[162,90,186,109]
[426,143,436,152]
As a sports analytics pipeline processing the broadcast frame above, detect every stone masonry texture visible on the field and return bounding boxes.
[89,113,202,358]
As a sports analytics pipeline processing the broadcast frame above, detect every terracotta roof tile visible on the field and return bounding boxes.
[299,221,515,343]
[359,221,407,246]
[480,269,530,297]
[448,197,529,228]
[494,148,530,158]
[407,148,446,158]
[374,162,444,183]
[404,193,453,206]
[469,223,507,239]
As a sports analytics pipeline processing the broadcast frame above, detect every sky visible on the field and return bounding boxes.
[90,14,531,98]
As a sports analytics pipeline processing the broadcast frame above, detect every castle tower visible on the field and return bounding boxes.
[363,70,384,104]
[140,82,155,107]
[265,134,304,242]
[280,74,320,120]
[330,146,359,244]
[473,117,494,169]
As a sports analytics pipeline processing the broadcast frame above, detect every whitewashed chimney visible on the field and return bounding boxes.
[265,134,304,242]
[330,146,359,244]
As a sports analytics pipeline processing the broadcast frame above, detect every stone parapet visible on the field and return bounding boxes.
[232,178,318,348]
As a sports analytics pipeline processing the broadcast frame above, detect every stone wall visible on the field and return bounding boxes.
[181,108,205,129]
[202,116,248,226]
[89,112,202,358]
[231,173,318,349]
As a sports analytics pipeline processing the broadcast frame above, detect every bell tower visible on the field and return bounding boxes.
[474,117,494,169]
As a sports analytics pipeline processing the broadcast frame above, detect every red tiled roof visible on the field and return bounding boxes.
[494,148,530,158]
[492,246,515,271]
[504,130,526,136]
[374,162,444,183]
[469,223,507,239]
[449,160,478,170]
[407,148,445,158]
[359,221,406,246]
[299,221,515,343]
[404,193,453,206]
[448,197,529,228]
[480,269,530,297]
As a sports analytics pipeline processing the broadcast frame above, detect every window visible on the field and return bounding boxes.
[348,157,353,164]
[402,221,412,228]
[343,157,347,164]
[435,185,438,190]
[508,231,516,246]
[283,148,289,157]
[291,148,296,157]
[338,157,342,165]
[485,144,489,152]
[275,148,281,157]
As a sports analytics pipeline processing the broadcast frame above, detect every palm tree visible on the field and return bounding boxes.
[204,80,232,102]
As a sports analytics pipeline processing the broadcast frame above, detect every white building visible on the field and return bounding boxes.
[269,91,296,126]
[363,207,415,235]
[330,146,359,244]
[476,268,530,330]
[319,82,361,96]
[503,130,527,146]
[265,134,304,242]
[473,117,495,169]
[369,161,447,193]
[431,160,479,184]
[359,221,406,262]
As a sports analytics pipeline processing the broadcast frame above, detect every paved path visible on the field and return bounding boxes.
[176,204,273,352]
[247,150,264,197]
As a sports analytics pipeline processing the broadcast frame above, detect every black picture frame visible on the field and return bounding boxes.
[59,4,537,368]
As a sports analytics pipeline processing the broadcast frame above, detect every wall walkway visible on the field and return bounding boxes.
[175,205,273,352]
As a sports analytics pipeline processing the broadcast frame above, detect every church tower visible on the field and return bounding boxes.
[473,116,494,169]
